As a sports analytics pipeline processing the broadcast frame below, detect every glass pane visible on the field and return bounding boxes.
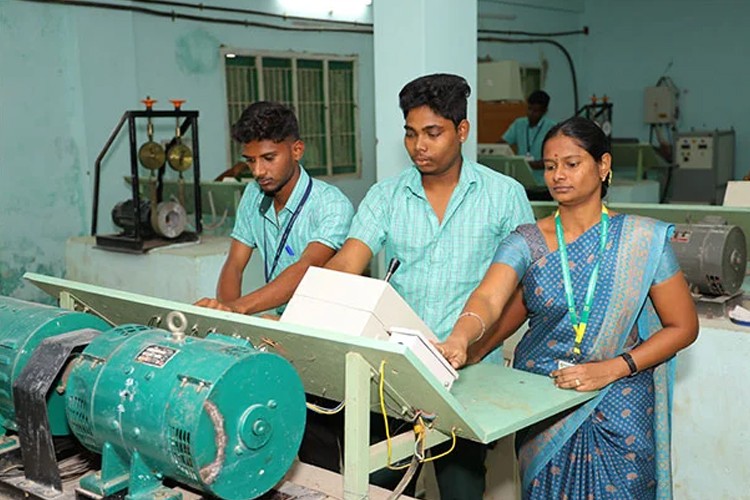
[329,61,356,174]
[225,55,359,178]
[296,59,327,173]
[262,57,293,106]
[521,67,542,100]
[225,56,258,165]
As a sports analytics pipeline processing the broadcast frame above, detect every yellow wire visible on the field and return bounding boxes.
[421,428,457,463]
[379,360,411,470]
[378,360,457,468]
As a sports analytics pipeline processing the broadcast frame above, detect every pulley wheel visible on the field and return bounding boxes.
[151,201,187,238]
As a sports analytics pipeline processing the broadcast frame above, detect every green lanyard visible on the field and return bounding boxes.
[554,205,609,357]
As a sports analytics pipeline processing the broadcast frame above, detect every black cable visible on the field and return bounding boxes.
[21,0,591,40]
[478,36,579,113]
[660,164,674,203]
[478,27,588,37]
[18,0,374,33]
[20,1,581,110]
[129,0,374,29]
[132,0,590,39]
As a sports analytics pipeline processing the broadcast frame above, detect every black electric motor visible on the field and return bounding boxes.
[112,199,187,239]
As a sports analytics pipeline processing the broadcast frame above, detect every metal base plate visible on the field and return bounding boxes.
[694,291,745,318]
[94,232,199,254]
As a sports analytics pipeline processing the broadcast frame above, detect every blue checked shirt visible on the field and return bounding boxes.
[349,158,534,343]
[232,165,354,288]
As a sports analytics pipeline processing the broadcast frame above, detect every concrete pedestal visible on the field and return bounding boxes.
[65,236,265,304]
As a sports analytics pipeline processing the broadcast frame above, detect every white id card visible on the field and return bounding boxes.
[557,360,576,370]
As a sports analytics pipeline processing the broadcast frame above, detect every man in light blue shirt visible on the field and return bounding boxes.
[195,101,353,315]
[327,73,534,500]
[502,90,556,169]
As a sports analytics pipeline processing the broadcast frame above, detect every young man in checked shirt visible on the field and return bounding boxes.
[195,101,353,316]
[326,73,534,499]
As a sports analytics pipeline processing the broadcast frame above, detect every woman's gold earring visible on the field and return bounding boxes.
[607,170,613,186]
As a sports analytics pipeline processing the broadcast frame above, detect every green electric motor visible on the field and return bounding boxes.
[65,321,306,500]
[0,297,109,437]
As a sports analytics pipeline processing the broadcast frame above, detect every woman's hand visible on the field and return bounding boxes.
[434,336,471,370]
[550,357,629,392]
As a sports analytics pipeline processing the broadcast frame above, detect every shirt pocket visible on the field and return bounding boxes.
[388,205,435,262]
[446,217,502,286]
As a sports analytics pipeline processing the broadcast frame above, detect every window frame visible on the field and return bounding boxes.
[519,64,544,99]
[221,48,361,181]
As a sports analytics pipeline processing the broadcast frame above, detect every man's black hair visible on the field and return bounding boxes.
[528,90,551,108]
[231,101,300,144]
[398,73,470,127]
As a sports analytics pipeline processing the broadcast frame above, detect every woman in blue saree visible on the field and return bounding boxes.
[439,117,698,499]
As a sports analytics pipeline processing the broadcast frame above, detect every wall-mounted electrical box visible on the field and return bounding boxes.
[644,86,676,124]
[477,61,524,101]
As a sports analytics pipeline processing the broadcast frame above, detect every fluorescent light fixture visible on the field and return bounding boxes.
[225,53,236,59]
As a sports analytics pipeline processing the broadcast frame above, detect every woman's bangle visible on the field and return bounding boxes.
[620,352,638,376]
[458,311,486,344]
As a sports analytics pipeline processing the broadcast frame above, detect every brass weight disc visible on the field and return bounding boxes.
[138,141,166,170]
[167,143,193,172]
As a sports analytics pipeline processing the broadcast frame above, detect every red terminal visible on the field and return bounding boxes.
[602,95,609,103]
[141,96,157,110]
[590,94,598,104]
[170,99,186,110]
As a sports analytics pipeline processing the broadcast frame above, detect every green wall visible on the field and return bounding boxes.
[0,0,375,300]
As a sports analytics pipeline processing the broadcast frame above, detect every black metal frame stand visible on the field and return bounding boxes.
[91,109,202,253]
[576,101,614,137]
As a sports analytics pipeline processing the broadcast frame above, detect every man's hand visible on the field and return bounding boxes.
[194,297,238,313]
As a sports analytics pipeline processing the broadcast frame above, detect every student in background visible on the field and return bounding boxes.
[502,90,556,169]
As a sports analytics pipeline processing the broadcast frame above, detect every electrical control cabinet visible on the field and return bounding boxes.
[671,129,735,204]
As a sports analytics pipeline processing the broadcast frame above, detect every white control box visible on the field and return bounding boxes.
[281,267,438,342]
[388,327,459,390]
[281,267,458,390]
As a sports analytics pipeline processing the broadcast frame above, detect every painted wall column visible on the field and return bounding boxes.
[373,0,478,182]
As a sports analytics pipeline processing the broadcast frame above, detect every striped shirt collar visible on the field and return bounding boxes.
[403,157,479,198]
[259,164,310,217]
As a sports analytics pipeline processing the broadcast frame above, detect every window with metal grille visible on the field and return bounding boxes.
[225,52,360,178]
[520,65,543,100]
